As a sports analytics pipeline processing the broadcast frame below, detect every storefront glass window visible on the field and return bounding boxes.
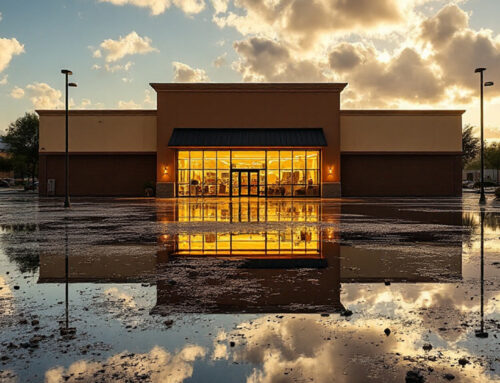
[176,150,320,197]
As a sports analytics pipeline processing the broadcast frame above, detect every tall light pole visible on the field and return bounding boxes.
[61,70,77,208]
[474,68,494,204]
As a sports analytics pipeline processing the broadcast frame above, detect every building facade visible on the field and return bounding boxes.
[38,83,464,198]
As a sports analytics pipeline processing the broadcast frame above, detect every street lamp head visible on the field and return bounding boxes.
[485,81,494,87]
[61,69,73,75]
[475,67,486,73]
[68,82,77,87]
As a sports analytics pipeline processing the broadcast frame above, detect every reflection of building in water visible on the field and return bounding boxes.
[340,246,462,283]
[38,200,463,313]
[171,200,321,258]
[38,248,157,283]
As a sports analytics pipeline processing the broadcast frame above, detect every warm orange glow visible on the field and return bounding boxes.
[328,166,333,175]
[176,149,320,197]
[163,166,168,175]
[174,200,321,257]
[326,227,335,240]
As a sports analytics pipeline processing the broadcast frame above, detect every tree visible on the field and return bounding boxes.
[0,156,13,172]
[485,142,500,172]
[1,113,39,183]
[462,124,480,168]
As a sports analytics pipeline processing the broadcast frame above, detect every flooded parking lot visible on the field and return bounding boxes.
[0,194,499,382]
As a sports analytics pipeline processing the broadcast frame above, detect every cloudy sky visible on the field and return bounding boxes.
[0,0,499,139]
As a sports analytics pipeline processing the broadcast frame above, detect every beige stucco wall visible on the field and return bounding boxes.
[340,111,464,152]
[38,111,157,153]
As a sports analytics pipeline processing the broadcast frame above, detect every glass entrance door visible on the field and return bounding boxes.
[232,170,259,196]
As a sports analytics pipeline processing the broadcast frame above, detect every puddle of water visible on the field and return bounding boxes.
[0,195,499,382]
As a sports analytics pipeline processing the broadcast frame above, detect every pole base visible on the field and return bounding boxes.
[475,330,488,338]
[479,195,486,204]
[64,200,71,208]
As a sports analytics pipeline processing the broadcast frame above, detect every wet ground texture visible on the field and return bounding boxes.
[0,194,499,382]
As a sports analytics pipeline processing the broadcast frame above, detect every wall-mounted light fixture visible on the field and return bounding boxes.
[163,166,168,176]
[326,227,335,240]
[328,166,333,175]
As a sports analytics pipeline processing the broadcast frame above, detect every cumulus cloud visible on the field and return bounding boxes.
[117,90,156,109]
[68,98,105,109]
[92,61,134,73]
[105,61,134,73]
[328,43,364,73]
[211,0,228,14]
[328,42,444,104]
[417,4,500,100]
[213,52,227,68]
[233,37,327,82]
[96,31,158,63]
[10,83,102,110]
[144,89,156,106]
[0,37,24,72]
[11,83,63,108]
[172,61,209,82]
[26,83,64,109]
[99,0,205,16]
[0,74,8,86]
[226,2,500,111]
[213,0,429,49]
[10,86,24,99]
[118,99,142,109]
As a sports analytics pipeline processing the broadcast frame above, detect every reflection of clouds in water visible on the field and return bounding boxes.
[225,315,496,383]
[212,343,229,360]
[0,276,14,316]
[229,316,400,383]
[45,344,206,383]
[0,370,18,383]
[343,283,487,317]
[103,287,137,308]
[342,284,500,344]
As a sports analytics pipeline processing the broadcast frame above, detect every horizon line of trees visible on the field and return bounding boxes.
[462,124,500,172]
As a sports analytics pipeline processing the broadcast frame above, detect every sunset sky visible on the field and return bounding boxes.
[1,0,499,140]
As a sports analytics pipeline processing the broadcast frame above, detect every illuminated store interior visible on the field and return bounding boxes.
[177,150,320,197]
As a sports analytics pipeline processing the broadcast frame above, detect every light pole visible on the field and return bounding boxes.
[61,69,77,208]
[474,68,494,204]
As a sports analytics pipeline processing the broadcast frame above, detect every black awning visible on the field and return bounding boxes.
[168,128,327,147]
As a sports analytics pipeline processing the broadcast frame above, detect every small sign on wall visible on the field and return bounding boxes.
[47,179,55,196]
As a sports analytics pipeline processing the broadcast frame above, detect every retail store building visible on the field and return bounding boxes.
[38,83,464,198]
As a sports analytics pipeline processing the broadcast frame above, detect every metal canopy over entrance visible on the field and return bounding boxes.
[168,128,328,147]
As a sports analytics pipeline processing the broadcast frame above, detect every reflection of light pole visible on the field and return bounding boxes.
[474,68,494,204]
[65,222,69,331]
[475,208,488,338]
[60,222,76,337]
[61,69,77,208]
